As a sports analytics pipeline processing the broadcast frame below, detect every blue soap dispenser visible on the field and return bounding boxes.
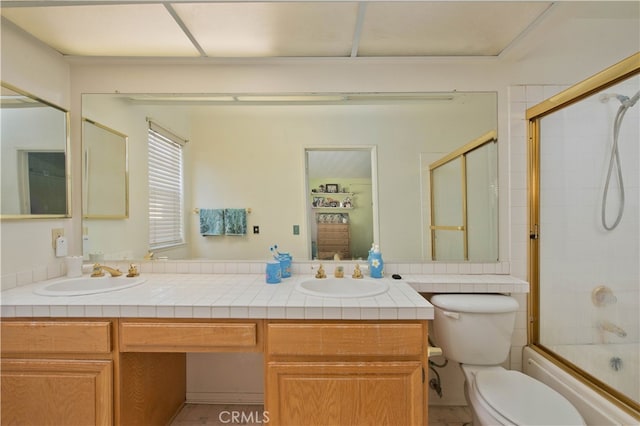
[369,244,384,278]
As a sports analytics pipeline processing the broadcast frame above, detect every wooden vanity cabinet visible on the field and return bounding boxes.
[265,321,429,426]
[0,319,114,426]
[1,317,428,426]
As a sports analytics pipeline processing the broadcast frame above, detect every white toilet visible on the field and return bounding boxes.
[430,294,585,426]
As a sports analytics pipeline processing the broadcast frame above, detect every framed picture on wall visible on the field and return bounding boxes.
[326,184,339,193]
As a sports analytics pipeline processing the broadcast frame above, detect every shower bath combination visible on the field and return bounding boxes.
[599,90,640,231]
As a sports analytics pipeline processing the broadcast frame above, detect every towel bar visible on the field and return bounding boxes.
[194,208,251,214]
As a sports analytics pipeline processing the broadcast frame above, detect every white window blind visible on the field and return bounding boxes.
[148,121,185,249]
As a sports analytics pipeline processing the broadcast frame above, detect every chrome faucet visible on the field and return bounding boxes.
[597,320,627,338]
[91,263,123,277]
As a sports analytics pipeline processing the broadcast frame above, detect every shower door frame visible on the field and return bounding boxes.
[429,129,497,261]
[527,52,639,418]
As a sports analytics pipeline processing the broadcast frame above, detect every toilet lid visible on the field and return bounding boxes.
[475,370,584,425]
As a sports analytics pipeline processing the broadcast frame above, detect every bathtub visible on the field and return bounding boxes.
[523,346,639,425]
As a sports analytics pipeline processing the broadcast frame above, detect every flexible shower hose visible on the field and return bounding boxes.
[601,92,639,230]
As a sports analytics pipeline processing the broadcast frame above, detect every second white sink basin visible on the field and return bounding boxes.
[295,278,389,298]
[34,276,146,296]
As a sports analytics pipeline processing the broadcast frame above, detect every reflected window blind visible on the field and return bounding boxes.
[148,122,185,249]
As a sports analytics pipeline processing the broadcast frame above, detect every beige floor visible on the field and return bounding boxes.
[170,403,472,425]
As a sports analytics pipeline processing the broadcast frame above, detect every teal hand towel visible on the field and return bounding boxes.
[224,208,247,235]
[200,208,224,236]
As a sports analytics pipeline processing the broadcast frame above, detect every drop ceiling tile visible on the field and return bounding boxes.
[358,2,551,57]
[1,4,200,57]
[173,2,359,57]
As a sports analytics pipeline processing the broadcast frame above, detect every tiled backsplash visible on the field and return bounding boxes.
[1,259,510,292]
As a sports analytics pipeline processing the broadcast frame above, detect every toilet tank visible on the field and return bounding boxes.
[430,294,519,365]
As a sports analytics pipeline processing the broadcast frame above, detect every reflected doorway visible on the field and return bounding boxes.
[305,147,378,260]
[18,150,66,214]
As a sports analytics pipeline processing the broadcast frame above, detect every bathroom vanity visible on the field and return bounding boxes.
[0,272,446,425]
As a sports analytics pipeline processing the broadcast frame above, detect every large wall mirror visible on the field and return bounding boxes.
[82,118,128,219]
[1,83,70,219]
[81,92,497,262]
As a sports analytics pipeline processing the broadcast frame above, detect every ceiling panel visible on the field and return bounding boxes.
[1,4,200,57]
[358,2,551,56]
[0,1,557,59]
[173,2,359,57]
[308,150,372,180]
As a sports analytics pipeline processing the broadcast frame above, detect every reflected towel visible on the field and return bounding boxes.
[224,208,247,235]
[200,209,224,236]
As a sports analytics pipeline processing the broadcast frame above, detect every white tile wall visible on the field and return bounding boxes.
[1,259,512,292]
[507,84,569,370]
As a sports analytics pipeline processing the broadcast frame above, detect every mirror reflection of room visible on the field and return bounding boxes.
[0,84,69,218]
[82,118,128,219]
[307,149,374,260]
[428,131,498,261]
[81,92,497,261]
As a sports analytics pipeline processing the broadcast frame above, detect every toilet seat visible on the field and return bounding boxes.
[475,369,584,425]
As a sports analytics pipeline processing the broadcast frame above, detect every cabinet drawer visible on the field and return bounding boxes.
[1,321,112,354]
[317,238,349,247]
[317,225,349,236]
[120,321,259,352]
[267,323,424,357]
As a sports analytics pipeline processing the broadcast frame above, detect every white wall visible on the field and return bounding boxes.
[1,20,71,284]
[3,0,638,281]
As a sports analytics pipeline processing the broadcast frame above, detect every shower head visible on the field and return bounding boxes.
[600,91,640,108]
[600,93,628,103]
[625,91,639,108]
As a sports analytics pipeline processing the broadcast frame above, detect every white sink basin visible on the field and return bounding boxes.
[34,276,146,296]
[295,278,389,298]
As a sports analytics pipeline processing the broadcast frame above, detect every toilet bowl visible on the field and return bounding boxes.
[430,294,585,426]
[461,365,585,425]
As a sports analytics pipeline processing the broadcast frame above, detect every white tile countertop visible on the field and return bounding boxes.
[0,273,528,320]
[1,274,432,320]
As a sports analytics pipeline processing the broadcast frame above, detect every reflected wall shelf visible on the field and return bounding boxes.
[311,192,355,209]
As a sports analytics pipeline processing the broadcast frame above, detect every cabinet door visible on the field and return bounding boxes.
[1,359,112,426]
[266,361,423,426]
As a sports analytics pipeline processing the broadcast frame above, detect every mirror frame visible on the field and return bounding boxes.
[82,117,129,219]
[0,81,71,220]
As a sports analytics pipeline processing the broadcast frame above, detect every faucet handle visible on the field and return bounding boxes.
[312,263,326,279]
[352,264,363,279]
[91,263,105,277]
[127,264,140,277]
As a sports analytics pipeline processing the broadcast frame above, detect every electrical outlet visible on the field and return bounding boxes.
[51,228,64,249]
[293,225,300,235]
[253,226,260,234]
